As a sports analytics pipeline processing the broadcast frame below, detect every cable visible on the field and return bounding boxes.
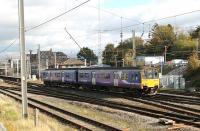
[64,27,87,55]
[26,0,91,32]
[0,39,18,54]
[101,9,200,32]
[0,0,91,56]
[74,0,141,23]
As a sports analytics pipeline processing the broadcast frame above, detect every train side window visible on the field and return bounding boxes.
[85,73,89,78]
[57,73,60,77]
[135,74,138,81]
[65,73,69,78]
[131,74,138,81]
[154,72,158,78]
[121,73,128,80]
[104,73,110,79]
[79,73,84,78]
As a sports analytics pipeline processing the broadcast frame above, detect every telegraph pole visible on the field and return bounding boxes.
[120,17,123,44]
[11,59,14,76]
[97,0,102,66]
[38,45,41,79]
[114,55,117,67]
[46,58,49,69]
[4,62,7,76]
[19,0,28,118]
[196,38,199,54]
[132,30,136,67]
[29,50,32,79]
[164,46,167,63]
[17,59,19,77]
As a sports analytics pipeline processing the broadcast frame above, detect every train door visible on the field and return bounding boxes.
[75,70,78,83]
[49,71,52,82]
[92,72,96,85]
[62,72,64,82]
[131,71,140,83]
[114,72,119,86]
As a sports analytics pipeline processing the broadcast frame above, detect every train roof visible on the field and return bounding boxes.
[44,67,142,71]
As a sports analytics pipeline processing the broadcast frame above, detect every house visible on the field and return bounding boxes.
[28,49,68,76]
[136,56,164,66]
[59,58,85,68]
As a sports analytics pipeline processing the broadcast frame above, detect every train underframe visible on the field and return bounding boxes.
[43,81,158,96]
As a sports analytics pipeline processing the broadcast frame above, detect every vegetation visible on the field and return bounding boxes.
[184,51,200,88]
[190,26,200,39]
[102,44,115,66]
[187,51,199,72]
[102,24,198,67]
[77,47,98,65]
[102,37,144,66]
[183,26,200,88]
[0,94,73,131]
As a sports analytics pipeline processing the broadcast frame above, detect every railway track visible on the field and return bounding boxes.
[1,77,200,128]
[1,86,200,128]
[0,87,122,131]
[158,89,200,98]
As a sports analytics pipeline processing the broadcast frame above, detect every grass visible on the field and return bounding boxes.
[0,94,75,131]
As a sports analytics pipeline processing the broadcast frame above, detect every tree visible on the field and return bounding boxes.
[147,24,176,56]
[102,37,144,67]
[116,37,144,66]
[77,47,97,64]
[190,26,200,39]
[187,51,199,72]
[171,32,196,59]
[102,44,115,66]
[117,37,144,50]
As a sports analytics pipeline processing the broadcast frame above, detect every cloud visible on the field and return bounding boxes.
[0,0,200,58]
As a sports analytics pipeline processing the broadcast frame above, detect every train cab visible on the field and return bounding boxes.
[141,67,159,95]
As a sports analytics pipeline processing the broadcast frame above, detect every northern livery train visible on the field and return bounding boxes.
[41,67,159,95]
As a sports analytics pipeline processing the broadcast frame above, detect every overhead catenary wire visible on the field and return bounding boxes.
[0,39,18,55]
[100,9,200,32]
[2,3,200,57]
[26,0,91,32]
[74,0,141,23]
[64,27,87,55]
[0,0,91,56]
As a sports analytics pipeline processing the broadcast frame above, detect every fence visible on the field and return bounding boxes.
[160,75,185,89]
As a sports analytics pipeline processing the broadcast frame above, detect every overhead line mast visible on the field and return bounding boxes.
[18,0,28,118]
[98,0,102,66]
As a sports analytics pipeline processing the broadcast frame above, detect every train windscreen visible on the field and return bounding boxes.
[143,68,159,79]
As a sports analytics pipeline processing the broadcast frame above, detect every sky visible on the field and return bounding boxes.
[0,0,200,59]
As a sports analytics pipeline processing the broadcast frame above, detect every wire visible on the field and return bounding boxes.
[0,0,91,55]
[0,39,18,54]
[74,0,141,23]
[101,9,200,32]
[64,27,87,55]
[26,0,91,32]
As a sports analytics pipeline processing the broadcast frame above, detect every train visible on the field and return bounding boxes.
[41,67,160,95]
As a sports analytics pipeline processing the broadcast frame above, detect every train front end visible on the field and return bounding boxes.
[141,67,159,95]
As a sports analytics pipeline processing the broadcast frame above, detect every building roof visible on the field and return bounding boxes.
[61,58,84,66]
